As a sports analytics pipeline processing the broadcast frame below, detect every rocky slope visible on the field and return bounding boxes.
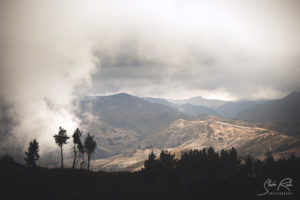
[91,117,300,171]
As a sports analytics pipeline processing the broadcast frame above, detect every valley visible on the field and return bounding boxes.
[89,117,300,171]
[76,92,300,171]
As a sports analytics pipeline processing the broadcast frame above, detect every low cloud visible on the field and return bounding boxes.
[0,0,300,158]
[89,0,300,100]
[0,0,98,156]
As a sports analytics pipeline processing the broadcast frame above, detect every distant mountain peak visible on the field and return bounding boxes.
[169,96,227,109]
[111,93,132,97]
[188,96,205,100]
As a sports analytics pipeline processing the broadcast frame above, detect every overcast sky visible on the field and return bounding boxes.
[0,0,300,154]
[88,0,300,100]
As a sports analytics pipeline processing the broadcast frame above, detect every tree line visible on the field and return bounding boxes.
[24,127,97,171]
[2,142,299,199]
[140,147,299,199]
[142,147,296,179]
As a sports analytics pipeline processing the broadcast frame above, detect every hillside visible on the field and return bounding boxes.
[91,117,300,171]
[143,97,220,117]
[79,112,141,158]
[79,93,186,136]
[170,96,227,108]
[236,92,300,122]
[144,92,300,120]
[216,100,261,118]
[72,92,300,170]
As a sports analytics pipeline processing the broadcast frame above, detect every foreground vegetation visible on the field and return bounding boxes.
[1,147,299,200]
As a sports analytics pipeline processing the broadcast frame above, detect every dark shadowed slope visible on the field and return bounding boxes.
[142,97,175,107]
[236,92,300,122]
[170,96,227,108]
[176,103,219,117]
[143,97,220,117]
[79,93,186,136]
[216,101,262,118]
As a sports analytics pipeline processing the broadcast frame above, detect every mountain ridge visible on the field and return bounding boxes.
[236,91,300,122]
[91,117,300,171]
[75,92,300,171]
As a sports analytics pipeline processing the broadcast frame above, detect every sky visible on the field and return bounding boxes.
[0,0,300,156]
[88,0,300,100]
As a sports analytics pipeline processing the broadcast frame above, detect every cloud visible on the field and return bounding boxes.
[87,0,300,100]
[0,0,98,156]
[0,0,300,159]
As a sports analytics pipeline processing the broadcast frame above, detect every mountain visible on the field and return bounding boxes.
[79,112,141,158]
[176,103,219,117]
[79,93,186,136]
[142,97,175,107]
[170,96,227,108]
[91,117,300,171]
[142,117,300,154]
[236,92,300,122]
[143,97,220,117]
[216,101,262,118]
[75,92,300,171]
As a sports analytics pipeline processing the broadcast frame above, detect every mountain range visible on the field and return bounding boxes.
[143,92,300,122]
[2,91,299,169]
[236,92,300,122]
[74,92,300,171]
[91,117,300,171]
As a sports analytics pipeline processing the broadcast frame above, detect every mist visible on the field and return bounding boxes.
[0,0,99,156]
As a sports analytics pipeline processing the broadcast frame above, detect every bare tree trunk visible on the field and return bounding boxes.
[87,153,91,171]
[80,152,85,169]
[60,146,63,168]
[72,145,77,169]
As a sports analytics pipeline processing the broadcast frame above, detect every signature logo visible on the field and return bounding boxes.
[258,178,293,196]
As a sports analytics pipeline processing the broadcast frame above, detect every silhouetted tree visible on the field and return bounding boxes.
[54,127,69,168]
[24,139,39,168]
[159,150,175,171]
[144,150,156,170]
[3,145,300,200]
[207,147,218,161]
[72,128,83,169]
[228,147,241,169]
[84,133,97,171]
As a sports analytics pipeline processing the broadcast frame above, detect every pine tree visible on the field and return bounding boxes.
[159,150,175,169]
[84,133,97,171]
[144,151,156,170]
[24,139,39,167]
[229,147,241,169]
[54,127,69,168]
